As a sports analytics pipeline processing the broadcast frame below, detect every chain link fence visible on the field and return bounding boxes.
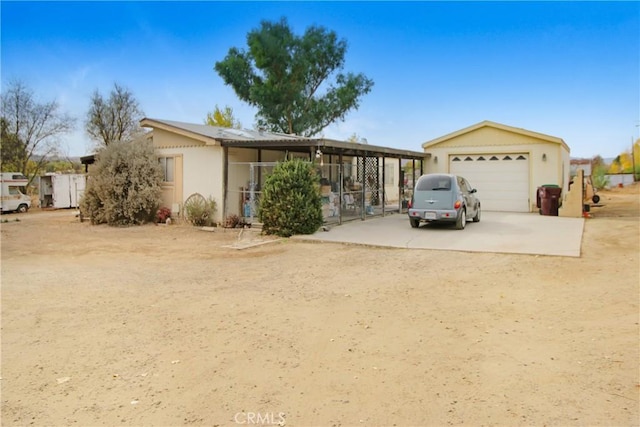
[227,157,407,226]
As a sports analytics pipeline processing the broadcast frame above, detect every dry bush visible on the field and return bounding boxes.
[80,139,163,225]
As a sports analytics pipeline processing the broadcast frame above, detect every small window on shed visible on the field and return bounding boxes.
[464,156,473,161]
[452,157,461,161]
[477,156,486,161]
[516,155,526,160]
[503,155,512,160]
[489,156,499,161]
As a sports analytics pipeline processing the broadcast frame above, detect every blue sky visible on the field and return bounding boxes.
[2,1,638,158]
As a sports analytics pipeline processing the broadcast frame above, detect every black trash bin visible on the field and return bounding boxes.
[538,185,562,216]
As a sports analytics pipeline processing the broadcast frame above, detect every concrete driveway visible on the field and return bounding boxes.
[297,211,585,257]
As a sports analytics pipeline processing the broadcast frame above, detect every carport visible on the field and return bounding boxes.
[219,138,425,225]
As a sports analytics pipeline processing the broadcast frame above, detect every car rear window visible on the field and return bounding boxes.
[415,175,452,191]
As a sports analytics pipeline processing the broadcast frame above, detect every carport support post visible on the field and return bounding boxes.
[338,153,344,225]
[361,153,367,220]
[223,146,229,222]
[398,158,402,212]
[382,155,386,217]
[249,163,255,224]
[257,149,262,189]
[412,159,416,190]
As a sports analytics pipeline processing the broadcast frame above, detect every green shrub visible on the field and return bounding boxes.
[184,193,217,226]
[258,159,323,237]
[592,165,609,190]
[80,139,163,225]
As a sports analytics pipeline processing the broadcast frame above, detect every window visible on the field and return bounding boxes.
[416,174,451,191]
[158,156,174,182]
[8,186,20,195]
[516,155,526,160]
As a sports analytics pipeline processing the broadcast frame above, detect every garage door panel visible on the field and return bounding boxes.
[473,182,527,193]
[456,163,527,174]
[450,154,529,212]
[464,171,529,187]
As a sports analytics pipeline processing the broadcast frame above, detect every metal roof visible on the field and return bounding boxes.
[140,118,425,160]
[140,118,305,142]
[220,137,425,159]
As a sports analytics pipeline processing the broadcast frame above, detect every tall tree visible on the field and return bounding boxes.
[204,105,242,128]
[215,18,374,137]
[591,155,606,171]
[347,133,368,144]
[0,117,24,172]
[0,80,75,183]
[86,83,144,147]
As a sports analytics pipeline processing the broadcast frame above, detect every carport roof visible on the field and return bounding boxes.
[141,117,425,160]
[221,137,425,159]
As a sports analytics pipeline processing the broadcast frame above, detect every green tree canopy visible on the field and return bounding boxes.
[204,105,242,128]
[0,117,25,172]
[215,18,374,137]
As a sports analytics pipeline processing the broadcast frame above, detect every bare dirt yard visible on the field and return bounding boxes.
[1,184,638,427]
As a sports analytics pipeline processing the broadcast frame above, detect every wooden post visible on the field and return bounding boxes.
[222,146,228,221]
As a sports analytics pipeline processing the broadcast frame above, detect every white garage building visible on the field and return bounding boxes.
[422,121,571,213]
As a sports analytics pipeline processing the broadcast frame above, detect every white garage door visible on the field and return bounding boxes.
[449,154,529,212]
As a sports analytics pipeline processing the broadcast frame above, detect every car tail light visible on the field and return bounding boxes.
[408,199,412,209]
[454,200,461,210]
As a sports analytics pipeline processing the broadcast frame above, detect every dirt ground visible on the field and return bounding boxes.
[1,184,638,427]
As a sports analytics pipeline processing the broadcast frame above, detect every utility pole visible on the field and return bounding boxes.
[633,136,637,182]
[635,123,640,182]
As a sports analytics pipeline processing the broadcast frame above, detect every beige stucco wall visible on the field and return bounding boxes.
[155,145,223,221]
[423,126,570,212]
[152,128,212,149]
[151,129,222,221]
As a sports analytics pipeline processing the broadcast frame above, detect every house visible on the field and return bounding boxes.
[422,121,570,212]
[140,118,425,224]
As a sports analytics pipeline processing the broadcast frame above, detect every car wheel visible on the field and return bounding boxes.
[410,218,420,228]
[17,204,28,214]
[473,205,481,222]
[592,195,600,204]
[455,208,466,230]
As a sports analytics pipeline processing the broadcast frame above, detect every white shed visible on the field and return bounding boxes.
[39,173,86,209]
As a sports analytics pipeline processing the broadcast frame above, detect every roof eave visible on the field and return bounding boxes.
[140,117,221,146]
[422,120,568,151]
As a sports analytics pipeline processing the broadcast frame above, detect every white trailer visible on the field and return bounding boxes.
[39,173,86,209]
[1,172,32,213]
